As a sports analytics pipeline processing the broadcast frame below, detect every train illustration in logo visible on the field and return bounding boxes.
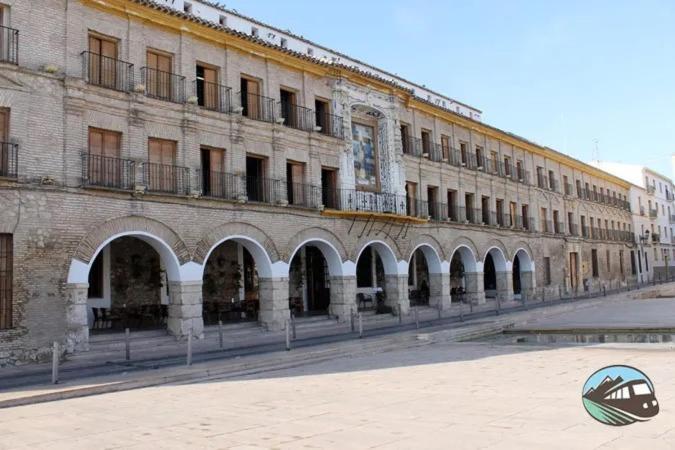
[582,365,659,426]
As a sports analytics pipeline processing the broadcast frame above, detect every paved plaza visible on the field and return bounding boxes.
[1,337,674,449]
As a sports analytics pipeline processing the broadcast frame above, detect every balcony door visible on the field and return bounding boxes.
[196,64,219,110]
[286,161,306,206]
[89,35,118,89]
[241,77,260,120]
[147,50,173,100]
[0,109,7,176]
[200,147,226,198]
[88,128,121,187]
[148,138,176,193]
[321,168,338,209]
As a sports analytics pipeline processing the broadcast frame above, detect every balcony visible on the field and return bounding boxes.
[640,206,646,216]
[536,174,549,190]
[0,25,18,65]
[142,162,190,195]
[554,222,565,235]
[0,142,17,179]
[670,214,675,224]
[82,153,135,190]
[286,182,322,208]
[582,225,589,239]
[82,51,134,92]
[334,189,406,215]
[649,208,658,219]
[568,223,579,237]
[316,112,344,139]
[140,67,186,103]
[647,185,656,195]
[402,136,422,157]
[193,79,232,113]
[652,233,661,243]
[239,91,276,124]
[199,170,242,200]
[279,103,314,132]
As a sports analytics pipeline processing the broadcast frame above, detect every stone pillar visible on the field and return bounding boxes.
[428,273,451,310]
[384,274,410,315]
[258,277,291,331]
[464,272,486,304]
[65,283,90,352]
[328,276,357,322]
[167,281,204,339]
[495,271,514,302]
[520,271,535,300]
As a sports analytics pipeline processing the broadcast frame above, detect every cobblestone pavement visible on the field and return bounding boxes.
[1,339,674,449]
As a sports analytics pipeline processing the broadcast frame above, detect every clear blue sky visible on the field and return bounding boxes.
[223,0,675,174]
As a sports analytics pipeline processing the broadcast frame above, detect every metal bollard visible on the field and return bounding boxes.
[398,304,402,325]
[291,312,297,340]
[350,308,355,332]
[186,330,193,366]
[603,286,606,296]
[285,320,291,351]
[437,304,442,320]
[125,328,131,361]
[51,341,59,385]
[414,307,419,329]
[218,320,224,349]
[358,313,363,338]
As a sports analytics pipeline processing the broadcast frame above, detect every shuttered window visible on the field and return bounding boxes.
[0,234,13,329]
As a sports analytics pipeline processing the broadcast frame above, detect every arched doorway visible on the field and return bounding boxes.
[449,246,481,304]
[484,247,511,301]
[86,236,170,332]
[408,248,430,306]
[512,249,535,299]
[355,241,400,312]
[289,246,330,316]
[201,237,274,327]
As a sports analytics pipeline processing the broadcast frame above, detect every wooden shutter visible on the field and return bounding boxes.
[0,234,12,330]
[147,51,172,99]
[209,148,224,197]
[89,128,121,186]
[246,79,260,119]
[203,67,218,110]
[148,139,176,192]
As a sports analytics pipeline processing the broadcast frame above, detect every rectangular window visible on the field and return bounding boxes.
[516,160,524,180]
[88,127,121,187]
[88,34,118,89]
[475,146,484,169]
[279,88,298,129]
[421,129,432,155]
[200,147,226,198]
[240,76,262,120]
[504,156,511,177]
[146,50,173,101]
[548,170,555,191]
[460,142,468,165]
[540,207,548,232]
[543,257,551,286]
[441,135,450,160]
[315,98,330,135]
[196,64,219,110]
[286,161,306,206]
[447,190,458,221]
[0,234,12,329]
[321,167,338,209]
[591,249,599,278]
[147,138,177,193]
[428,186,439,219]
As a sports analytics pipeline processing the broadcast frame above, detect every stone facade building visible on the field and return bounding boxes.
[0,0,636,364]
[591,162,675,282]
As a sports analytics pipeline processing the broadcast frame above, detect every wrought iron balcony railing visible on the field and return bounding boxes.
[82,51,134,92]
[193,79,232,113]
[0,142,17,179]
[143,162,190,195]
[280,103,314,132]
[316,112,344,139]
[240,91,276,123]
[140,67,186,103]
[82,153,135,190]
[0,25,18,65]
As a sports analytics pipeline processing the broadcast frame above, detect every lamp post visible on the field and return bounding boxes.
[638,230,650,284]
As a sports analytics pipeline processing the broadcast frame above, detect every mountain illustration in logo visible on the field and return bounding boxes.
[582,365,659,426]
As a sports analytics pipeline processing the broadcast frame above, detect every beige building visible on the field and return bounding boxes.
[0,0,636,364]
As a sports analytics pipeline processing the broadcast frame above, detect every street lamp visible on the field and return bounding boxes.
[638,230,650,284]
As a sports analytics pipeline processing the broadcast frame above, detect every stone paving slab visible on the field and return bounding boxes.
[1,340,674,449]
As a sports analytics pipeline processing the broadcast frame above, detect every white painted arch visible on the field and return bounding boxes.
[513,248,535,273]
[408,243,445,274]
[67,231,186,284]
[449,245,480,272]
[354,240,403,275]
[483,247,510,272]
[201,235,280,279]
[287,238,345,277]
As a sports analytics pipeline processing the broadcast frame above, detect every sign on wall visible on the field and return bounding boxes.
[351,122,378,190]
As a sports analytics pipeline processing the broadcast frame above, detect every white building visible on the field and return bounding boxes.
[591,162,675,281]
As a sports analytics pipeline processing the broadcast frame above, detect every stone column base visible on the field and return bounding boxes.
[65,283,90,352]
[385,274,410,315]
[464,272,486,304]
[167,281,204,339]
[258,277,290,331]
[428,273,451,310]
[328,276,357,322]
[495,271,514,302]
